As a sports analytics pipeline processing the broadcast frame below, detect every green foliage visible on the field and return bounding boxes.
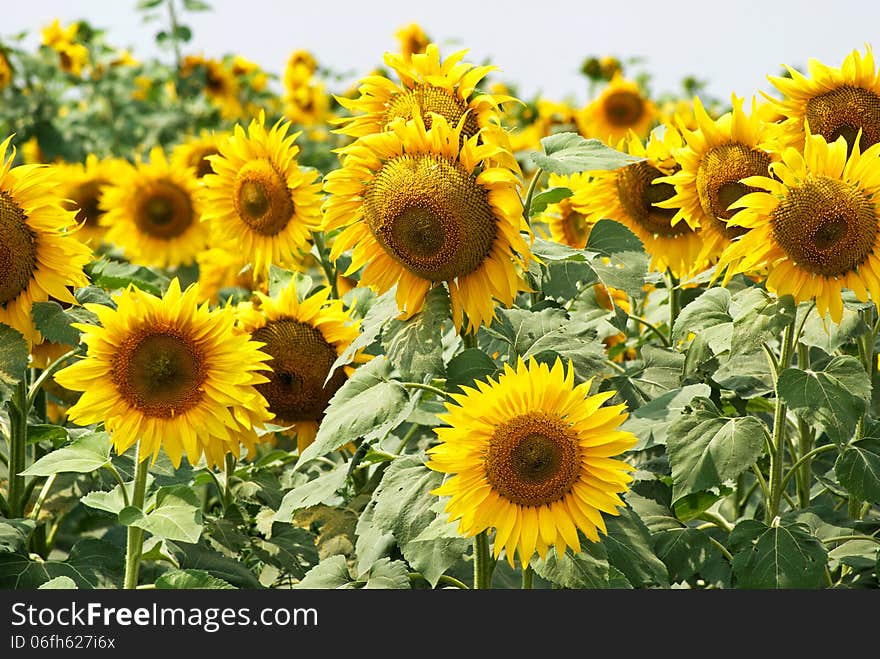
[382,286,450,381]
[22,432,112,476]
[0,323,28,391]
[531,132,643,175]
[729,520,827,589]
[529,187,572,216]
[835,441,880,504]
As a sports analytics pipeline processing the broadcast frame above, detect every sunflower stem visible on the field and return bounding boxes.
[521,565,534,590]
[165,0,184,76]
[522,167,545,226]
[666,271,681,338]
[6,379,29,518]
[795,344,816,509]
[123,445,151,590]
[311,231,339,299]
[473,530,492,589]
[767,316,797,523]
[26,349,78,410]
[401,382,454,401]
[222,453,236,512]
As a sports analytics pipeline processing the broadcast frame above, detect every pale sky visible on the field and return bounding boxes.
[6,0,880,105]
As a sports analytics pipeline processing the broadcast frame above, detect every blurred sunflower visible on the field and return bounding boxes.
[656,95,781,265]
[171,130,224,179]
[0,136,91,347]
[395,23,430,59]
[323,114,531,332]
[201,112,322,282]
[571,128,705,278]
[101,147,207,268]
[41,19,88,76]
[427,357,636,568]
[196,247,255,304]
[576,74,657,143]
[54,279,272,467]
[767,45,880,151]
[283,50,318,89]
[334,43,512,142]
[236,283,366,453]
[284,81,331,127]
[0,50,12,89]
[181,54,242,120]
[718,132,880,323]
[539,172,593,249]
[56,154,126,246]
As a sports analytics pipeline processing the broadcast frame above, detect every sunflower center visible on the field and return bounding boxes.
[696,142,771,237]
[384,84,480,139]
[113,329,205,418]
[559,199,590,246]
[617,162,692,237]
[67,179,106,227]
[233,159,294,236]
[251,319,345,424]
[486,411,582,506]
[0,191,38,307]
[134,180,194,240]
[364,154,498,281]
[805,86,880,152]
[603,90,644,127]
[771,176,877,277]
[191,147,219,178]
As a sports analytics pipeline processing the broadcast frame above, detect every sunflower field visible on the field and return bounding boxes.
[1,2,879,594]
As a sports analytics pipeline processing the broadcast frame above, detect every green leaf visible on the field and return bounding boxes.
[27,424,70,447]
[523,320,608,382]
[268,266,311,298]
[0,519,35,555]
[327,290,398,380]
[298,357,413,467]
[156,569,236,589]
[21,431,112,476]
[532,133,642,175]
[729,519,827,589]
[182,0,212,9]
[445,349,497,393]
[666,397,766,502]
[653,527,715,582]
[38,576,77,589]
[405,501,470,587]
[729,290,796,356]
[712,350,774,398]
[137,0,164,8]
[119,486,203,543]
[354,499,396,576]
[602,508,669,587]
[529,238,596,299]
[293,554,354,589]
[31,301,99,346]
[171,541,262,588]
[84,258,170,295]
[529,186,572,216]
[361,558,411,589]
[273,467,347,522]
[778,356,871,444]
[382,286,449,381]
[0,323,28,388]
[81,476,152,515]
[532,543,611,588]
[251,525,318,579]
[799,306,868,355]
[834,441,880,504]
[672,287,732,347]
[0,539,123,589]
[622,384,710,451]
[585,218,645,255]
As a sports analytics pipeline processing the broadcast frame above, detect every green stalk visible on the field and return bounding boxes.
[222,453,236,513]
[7,380,29,518]
[522,167,545,226]
[767,317,797,522]
[123,444,151,590]
[666,271,681,338]
[473,530,492,589]
[311,231,339,299]
[521,565,533,590]
[795,342,815,508]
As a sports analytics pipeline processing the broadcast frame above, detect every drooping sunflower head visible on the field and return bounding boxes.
[767,45,880,152]
[395,23,431,60]
[54,278,273,468]
[171,130,225,179]
[0,136,91,347]
[201,112,323,282]
[576,74,657,143]
[236,283,365,453]
[428,357,636,568]
[718,131,880,323]
[100,146,207,269]
[55,154,126,246]
[334,43,513,142]
[540,172,594,249]
[655,95,783,264]
[323,113,531,332]
[570,127,706,278]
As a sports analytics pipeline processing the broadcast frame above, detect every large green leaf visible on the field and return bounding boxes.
[523,320,608,382]
[729,290,796,356]
[382,286,449,381]
[81,476,154,515]
[653,527,715,582]
[445,349,497,394]
[21,431,112,476]
[31,301,99,346]
[834,441,880,504]
[729,519,827,589]
[622,384,710,451]
[529,186,572,216]
[0,323,28,389]
[298,357,414,467]
[273,467,346,522]
[251,524,318,580]
[671,287,732,347]
[327,290,398,380]
[170,541,262,588]
[292,555,354,589]
[602,508,669,587]
[361,558,411,589]
[799,306,867,355]
[119,486,203,543]
[85,258,170,295]
[531,132,642,175]
[354,499,396,576]
[778,356,871,444]
[584,221,648,299]
[585,218,645,255]
[0,519,35,555]
[155,569,236,589]
[532,542,611,588]
[530,238,597,299]
[405,500,470,587]
[0,539,123,589]
[666,397,765,501]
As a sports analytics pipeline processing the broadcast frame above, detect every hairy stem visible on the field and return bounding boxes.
[767,317,796,522]
[123,444,151,590]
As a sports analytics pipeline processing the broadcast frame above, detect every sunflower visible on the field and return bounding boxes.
[576,74,657,143]
[196,247,255,304]
[201,112,322,282]
[767,45,880,152]
[718,132,880,323]
[323,114,531,332]
[54,278,272,467]
[284,50,318,90]
[395,23,431,60]
[56,154,125,246]
[540,172,594,249]
[0,50,12,90]
[181,54,242,120]
[0,136,91,347]
[570,127,705,279]
[655,95,782,266]
[236,283,366,453]
[171,130,224,179]
[284,81,331,127]
[334,43,512,142]
[427,357,636,568]
[101,146,207,269]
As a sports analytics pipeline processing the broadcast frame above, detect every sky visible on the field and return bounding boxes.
[5,0,880,106]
